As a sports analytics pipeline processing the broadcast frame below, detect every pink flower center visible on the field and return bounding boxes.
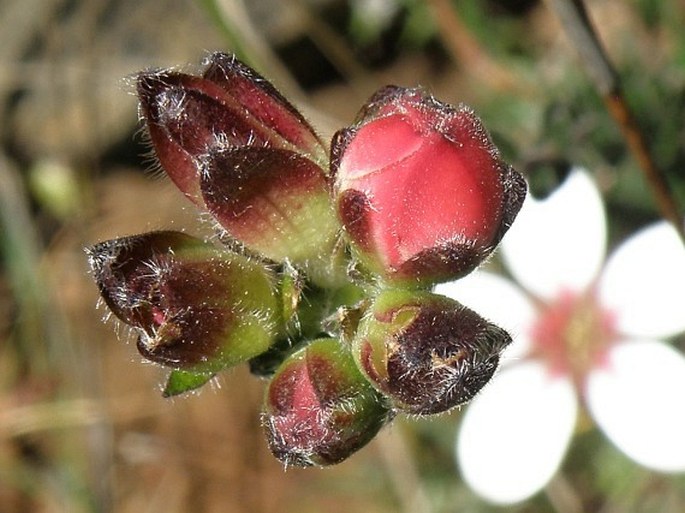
[530,289,617,383]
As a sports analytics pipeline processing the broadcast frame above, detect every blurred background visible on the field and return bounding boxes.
[0,0,684,511]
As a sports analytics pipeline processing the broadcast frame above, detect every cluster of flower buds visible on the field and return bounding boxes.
[87,53,526,466]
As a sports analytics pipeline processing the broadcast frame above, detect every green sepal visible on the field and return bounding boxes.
[162,369,215,397]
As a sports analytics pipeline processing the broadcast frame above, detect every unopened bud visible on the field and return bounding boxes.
[263,338,391,467]
[333,86,526,286]
[87,231,282,373]
[352,288,511,414]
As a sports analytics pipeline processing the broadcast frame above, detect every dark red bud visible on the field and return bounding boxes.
[137,72,267,203]
[87,231,281,372]
[263,338,391,467]
[352,289,511,414]
[202,52,327,164]
[137,55,327,204]
[200,146,339,264]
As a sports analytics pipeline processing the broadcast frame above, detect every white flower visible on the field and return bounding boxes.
[435,168,685,505]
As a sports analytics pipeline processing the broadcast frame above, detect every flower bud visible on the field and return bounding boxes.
[86,231,282,373]
[352,288,511,414]
[137,53,326,204]
[200,146,339,265]
[202,52,327,166]
[332,86,526,286]
[263,338,391,467]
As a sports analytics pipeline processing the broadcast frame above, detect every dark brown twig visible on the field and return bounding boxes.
[544,0,685,243]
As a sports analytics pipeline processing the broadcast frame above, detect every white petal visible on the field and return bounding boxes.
[435,272,535,361]
[457,362,577,504]
[598,221,685,338]
[586,340,685,472]
[501,167,606,300]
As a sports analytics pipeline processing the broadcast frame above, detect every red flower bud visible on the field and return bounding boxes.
[86,231,282,373]
[352,288,511,414]
[137,53,326,205]
[263,338,391,467]
[332,86,526,286]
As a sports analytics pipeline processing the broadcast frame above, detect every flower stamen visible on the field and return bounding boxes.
[530,290,617,383]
